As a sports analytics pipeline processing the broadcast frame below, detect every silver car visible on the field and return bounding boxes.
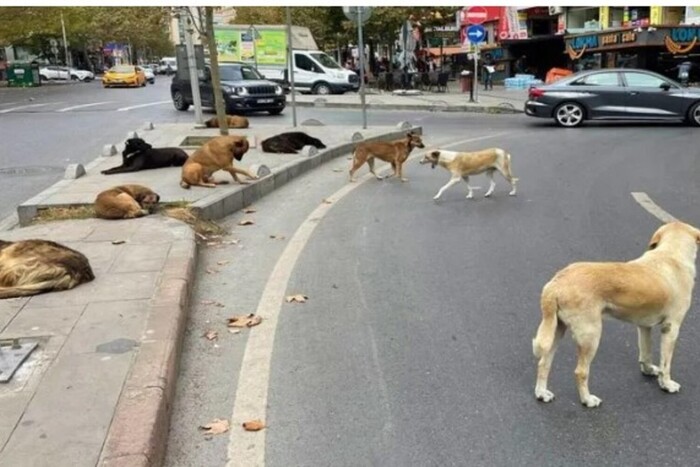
[524,68,700,127]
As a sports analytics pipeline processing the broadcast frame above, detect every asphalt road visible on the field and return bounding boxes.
[164,111,700,467]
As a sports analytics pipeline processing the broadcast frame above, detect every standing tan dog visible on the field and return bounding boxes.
[204,115,249,129]
[419,148,518,200]
[349,133,425,182]
[94,184,160,219]
[0,239,94,299]
[180,135,257,188]
[533,221,700,408]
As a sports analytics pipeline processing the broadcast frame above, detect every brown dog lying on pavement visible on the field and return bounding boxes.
[533,221,700,408]
[0,239,94,299]
[180,135,257,188]
[94,184,160,219]
[204,115,250,129]
[348,132,425,182]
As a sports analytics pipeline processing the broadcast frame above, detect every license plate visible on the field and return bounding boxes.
[257,99,273,104]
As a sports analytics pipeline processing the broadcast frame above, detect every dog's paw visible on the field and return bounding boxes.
[433,195,441,201]
[466,194,474,200]
[640,362,660,376]
[535,388,555,403]
[508,190,517,196]
[581,395,602,408]
[659,379,681,393]
[401,178,409,182]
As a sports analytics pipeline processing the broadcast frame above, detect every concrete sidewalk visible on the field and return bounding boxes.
[0,217,197,467]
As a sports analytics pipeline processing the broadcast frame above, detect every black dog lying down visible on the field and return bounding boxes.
[261,131,326,154]
[102,138,189,175]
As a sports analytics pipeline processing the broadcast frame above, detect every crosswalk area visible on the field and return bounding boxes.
[0,99,172,114]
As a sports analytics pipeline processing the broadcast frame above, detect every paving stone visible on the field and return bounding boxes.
[2,304,86,338]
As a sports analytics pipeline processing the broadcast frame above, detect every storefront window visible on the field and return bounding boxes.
[567,8,600,32]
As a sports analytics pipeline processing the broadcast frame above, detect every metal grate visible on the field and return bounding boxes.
[246,86,276,95]
[0,338,38,383]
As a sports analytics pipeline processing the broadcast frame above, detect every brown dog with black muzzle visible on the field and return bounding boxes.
[180,135,257,188]
[533,221,700,408]
[348,132,425,182]
[204,115,250,129]
[94,184,160,219]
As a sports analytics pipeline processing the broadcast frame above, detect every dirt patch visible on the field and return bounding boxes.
[33,205,95,223]
[161,206,228,238]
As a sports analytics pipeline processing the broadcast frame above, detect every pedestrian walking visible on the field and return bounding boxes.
[483,54,495,91]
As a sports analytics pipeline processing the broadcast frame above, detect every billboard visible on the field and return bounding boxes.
[214,28,287,65]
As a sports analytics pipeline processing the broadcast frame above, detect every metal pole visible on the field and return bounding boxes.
[357,8,367,130]
[286,7,297,127]
[184,11,203,124]
[60,12,71,67]
[473,44,479,103]
[251,25,258,70]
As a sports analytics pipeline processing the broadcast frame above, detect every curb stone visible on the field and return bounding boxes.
[292,101,523,114]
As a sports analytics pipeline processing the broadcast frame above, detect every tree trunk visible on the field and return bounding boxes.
[205,7,229,135]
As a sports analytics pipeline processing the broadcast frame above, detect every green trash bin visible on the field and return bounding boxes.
[7,62,41,87]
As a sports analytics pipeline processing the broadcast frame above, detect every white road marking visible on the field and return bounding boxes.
[116,100,170,112]
[0,102,60,114]
[0,101,21,107]
[56,101,114,112]
[631,192,677,223]
[226,131,515,467]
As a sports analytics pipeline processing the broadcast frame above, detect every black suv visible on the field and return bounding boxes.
[171,62,286,115]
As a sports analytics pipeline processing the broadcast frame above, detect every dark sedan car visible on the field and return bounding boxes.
[171,62,285,115]
[525,68,700,127]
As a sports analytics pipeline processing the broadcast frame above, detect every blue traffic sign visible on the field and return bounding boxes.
[466,24,486,44]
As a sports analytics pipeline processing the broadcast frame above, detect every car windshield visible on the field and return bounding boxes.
[310,53,341,69]
[220,65,264,81]
[112,65,134,73]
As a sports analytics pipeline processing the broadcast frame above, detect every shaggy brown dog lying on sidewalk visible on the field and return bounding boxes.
[94,184,160,219]
[0,239,94,299]
[204,115,250,129]
[180,135,257,188]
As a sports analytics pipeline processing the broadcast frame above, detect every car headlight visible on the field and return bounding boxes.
[237,87,249,96]
[275,85,283,95]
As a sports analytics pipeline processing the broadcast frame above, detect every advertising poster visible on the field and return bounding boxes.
[214,29,240,61]
[255,30,287,65]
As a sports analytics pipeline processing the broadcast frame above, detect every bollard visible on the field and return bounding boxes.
[396,121,412,130]
[142,122,155,131]
[64,163,86,180]
[249,164,271,178]
[301,145,318,157]
[351,132,364,142]
[102,144,117,157]
[126,131,139,140]
[301,118,324,126]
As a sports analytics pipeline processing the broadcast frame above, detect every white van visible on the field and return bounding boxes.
[259,50,359,95]
[159,57,177,75]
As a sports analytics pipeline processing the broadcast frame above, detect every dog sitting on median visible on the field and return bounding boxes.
[348,132,425,182]
[204,115,250,129]
[94,184,160,219]
[101,137,188,175]
[261,131,326,154]
[533,221,700,408]
[180,135,257,188]
[0,239,94,299]
[419,148,518,200]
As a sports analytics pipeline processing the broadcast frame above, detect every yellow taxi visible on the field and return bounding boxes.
[102,65,147,88]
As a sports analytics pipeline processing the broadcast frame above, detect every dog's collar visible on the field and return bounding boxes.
[431,152,439,169]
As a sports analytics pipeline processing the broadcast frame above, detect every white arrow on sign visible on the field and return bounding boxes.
[469,29,484,39]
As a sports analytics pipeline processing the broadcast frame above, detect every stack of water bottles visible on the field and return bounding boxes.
[504,74,543,90]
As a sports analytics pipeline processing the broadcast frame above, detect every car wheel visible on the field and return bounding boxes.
[267,108,284,115]
[687,102,700,127]
[40,74,48,81]
[172,91,190,111]
[312,82,332,95]
[554,102,585,127]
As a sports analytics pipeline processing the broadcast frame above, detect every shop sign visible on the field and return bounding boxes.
[670,27,700,43]
[665,27,700,54]
[567,30,638,51]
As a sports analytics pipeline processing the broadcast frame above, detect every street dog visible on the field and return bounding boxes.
[94,184,160,219]
[0,239,94,299]
[349,132,425,182]
[180,135,256,188]
[533,221,700,408]
[261,131,326,154]
[101,138,188,175]
[204,115,250,129]
[419,148,518,200]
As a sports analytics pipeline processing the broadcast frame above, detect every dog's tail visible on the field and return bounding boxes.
[0,277,75,299]
[532,284,559,358]
[504,151,520,182]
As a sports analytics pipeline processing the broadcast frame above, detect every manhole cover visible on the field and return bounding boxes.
[0,166,64,176]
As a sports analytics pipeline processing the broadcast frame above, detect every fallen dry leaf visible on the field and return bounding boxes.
[285,294,308,303]
[199,418,230,435]
[203,330,218,341]
[332,168,344,172]
[242,420,266,432]
[243,207,257,214]
[205,268,218,275]
[322,199,332,204]
[227,314,263,328]
[238,219,255,226]
[269,235,286,240]
[217,260,231,266]
[111,240,126,245]
[201,300,225,307]
[228,329,241,335]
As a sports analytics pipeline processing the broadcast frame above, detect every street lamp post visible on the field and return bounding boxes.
[357,9,367,130]
[60,12,71,68]
[182,8,203,124]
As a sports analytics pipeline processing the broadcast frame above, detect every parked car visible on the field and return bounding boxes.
[102,65,147,88]
[159,57,177,75]
[39,66,70,81]
[170,62,286,115]
[148,63,161,74]
[525,68,700,127]
[142,65,156,84]
[68,67,94,82]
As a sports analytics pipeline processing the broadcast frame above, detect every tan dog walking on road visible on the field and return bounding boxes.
[533,221,700,408]
[348,133,425,182]
[180,135,257,188]
[419,148,518,200]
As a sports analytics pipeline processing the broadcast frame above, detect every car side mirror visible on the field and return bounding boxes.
[660,83,671,91]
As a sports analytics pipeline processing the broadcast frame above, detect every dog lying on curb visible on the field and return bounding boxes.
[419,148,518,200]
[349,132,425,182]
[204,115,250,129]
[101,138,188,175]
[0,239,94,299]
[533,221,700,408]
[94,184,160,219]
[261,131,326,154]
[180,135,257,188]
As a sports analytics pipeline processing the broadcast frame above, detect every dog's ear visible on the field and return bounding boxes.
[648,231,662,250]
